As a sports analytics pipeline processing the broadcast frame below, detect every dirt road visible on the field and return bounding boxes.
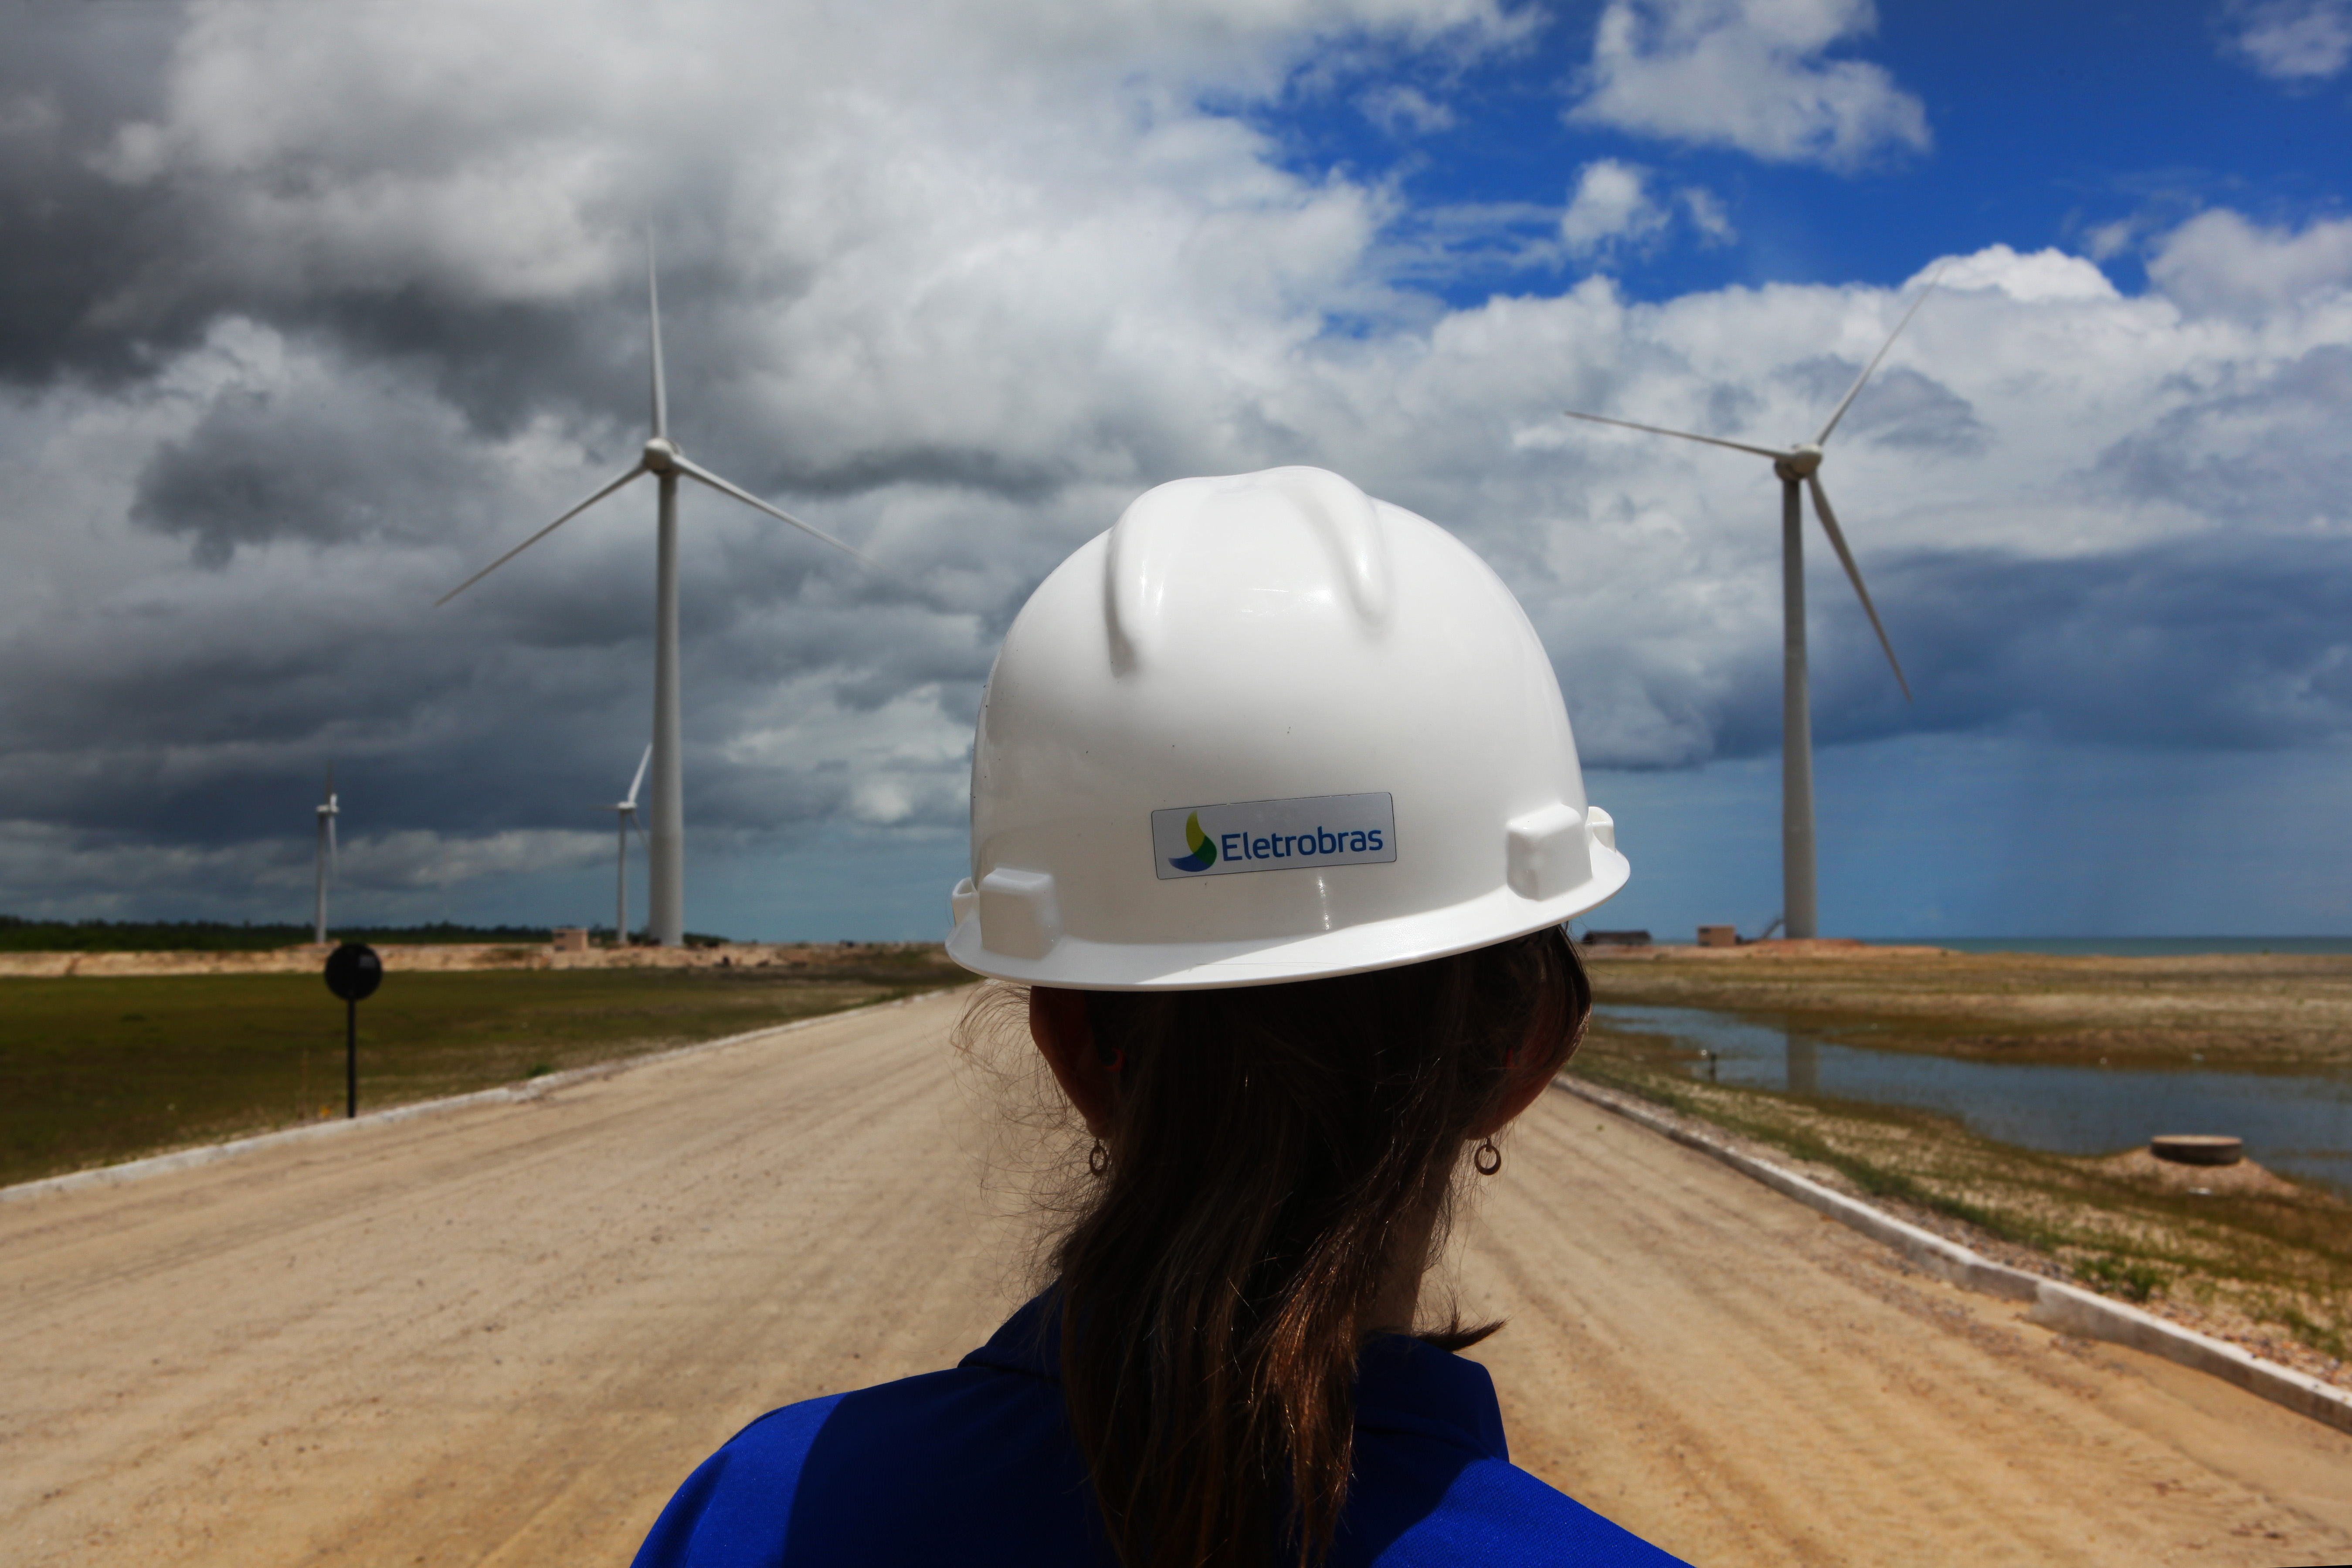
[7,991,2349,1565]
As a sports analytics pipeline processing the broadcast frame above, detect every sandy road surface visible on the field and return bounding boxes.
[7,992,2350,1566]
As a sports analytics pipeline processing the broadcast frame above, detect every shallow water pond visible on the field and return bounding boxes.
[1593,1004,2352,1196]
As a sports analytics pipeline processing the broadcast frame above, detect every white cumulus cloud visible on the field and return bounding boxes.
[1567,0,1929,170]
[2148,209,2352,316]
[1559,159,1669,255]
[1558,159,1734,260]
[2223,0,2352,81]
[1359,82,1457,133]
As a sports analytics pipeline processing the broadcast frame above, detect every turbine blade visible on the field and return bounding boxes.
[673,456,889,573]
[1806,475,1911,701]
[647,234,669,441]
[625,743,651,809]
[1815,265,1946,447]
[1561,408,1787,462]
[324,760,334,802]
[436,462,646,606]
[327,816,339,879]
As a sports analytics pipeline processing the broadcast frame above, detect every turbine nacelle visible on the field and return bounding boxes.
[1773,445,1824,482]
[642,436,682,475]
[1561,264,1943,710]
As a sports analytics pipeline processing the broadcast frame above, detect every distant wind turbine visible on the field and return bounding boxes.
[608,744,651,945]
[1562,273,1938,940]
[313,764,338,945]
[438,239,882,947]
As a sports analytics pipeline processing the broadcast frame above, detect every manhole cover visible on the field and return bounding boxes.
[2150,1134,2242,1167]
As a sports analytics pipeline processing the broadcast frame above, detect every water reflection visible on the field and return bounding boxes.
[1595,1004,2352,1196]
[1785,1029,1818,1097]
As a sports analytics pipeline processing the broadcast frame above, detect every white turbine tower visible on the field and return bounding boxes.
[1562,275,1937,940]
[438,241,882,947]
[313,764,339,945]
[608,744,651,945]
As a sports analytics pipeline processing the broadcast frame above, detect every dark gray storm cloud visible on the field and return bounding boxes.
[2092,343,2352,528]
[0,4,189,384]
[1805,533,2352,753]
[132,366,504,565]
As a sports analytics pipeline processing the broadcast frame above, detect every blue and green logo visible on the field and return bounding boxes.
[1166,811,1218,873]
[1151,794,1395,882]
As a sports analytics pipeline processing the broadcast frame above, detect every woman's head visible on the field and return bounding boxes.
[948,466,1624,1566]
[1022,924,1592,1568]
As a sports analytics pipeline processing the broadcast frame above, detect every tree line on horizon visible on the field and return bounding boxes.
[0,916,566,953]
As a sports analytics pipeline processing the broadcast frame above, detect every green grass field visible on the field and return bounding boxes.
[1,947,973,1188]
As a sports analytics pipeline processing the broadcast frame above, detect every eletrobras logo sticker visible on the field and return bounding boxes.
[1151,794,1397,880]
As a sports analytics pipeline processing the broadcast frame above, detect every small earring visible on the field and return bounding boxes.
[1088,1139,1110,1177]
[1473,1136,1502,1176]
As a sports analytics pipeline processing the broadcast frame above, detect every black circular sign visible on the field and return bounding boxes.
[324,942,383,1002]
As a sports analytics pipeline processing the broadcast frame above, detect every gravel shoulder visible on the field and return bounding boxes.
[7,991,2349,1566]
[1461,1084,2352,1565]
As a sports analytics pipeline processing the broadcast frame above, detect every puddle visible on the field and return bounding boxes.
[1593,1004,2352,1196]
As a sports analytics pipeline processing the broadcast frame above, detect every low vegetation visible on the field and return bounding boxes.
[0,915,748,952]
[1577,954,2352,1379]
[0,944,970,1187]
[0,916,558,952]
[1588,948,2352,1072]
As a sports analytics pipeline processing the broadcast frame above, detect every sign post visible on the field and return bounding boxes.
[323,943,383,1119]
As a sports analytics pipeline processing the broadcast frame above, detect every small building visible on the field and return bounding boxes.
[551,927,591,953]
[1697,924,1739,948]
[1582,930,1652,948]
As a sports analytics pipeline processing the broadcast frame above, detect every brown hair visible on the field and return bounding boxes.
[1049,925,1590,1568]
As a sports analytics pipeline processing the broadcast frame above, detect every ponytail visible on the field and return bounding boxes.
[1049,926,1589,1568]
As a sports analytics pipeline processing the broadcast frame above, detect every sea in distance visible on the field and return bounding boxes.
[1877,936,2352,958]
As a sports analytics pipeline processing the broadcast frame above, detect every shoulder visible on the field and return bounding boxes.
[1343,1337,1685,1566]
[632,1362,1104,1568]
[1360,1457,1691,1568]
[630,1391,849,1568]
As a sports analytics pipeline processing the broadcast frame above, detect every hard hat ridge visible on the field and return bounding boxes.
[1104,466,1394,675]
[950,466,1627,990]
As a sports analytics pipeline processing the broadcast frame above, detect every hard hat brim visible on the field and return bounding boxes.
[946,842,1628,991]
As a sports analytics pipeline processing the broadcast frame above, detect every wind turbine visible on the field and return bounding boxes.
[1562,275,1937,940]
[608,744,651,945]
[313,764,338,945]
[438,241,882,947]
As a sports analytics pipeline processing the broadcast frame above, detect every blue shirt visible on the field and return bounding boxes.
[634,1293,1686,1566]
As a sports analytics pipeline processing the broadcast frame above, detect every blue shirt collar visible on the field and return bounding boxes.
[959,1290,1510,1462]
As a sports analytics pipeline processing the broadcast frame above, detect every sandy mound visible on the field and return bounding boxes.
[2092,1147,2321,1199]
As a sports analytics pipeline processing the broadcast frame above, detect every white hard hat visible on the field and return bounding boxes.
[948,466,1627,990]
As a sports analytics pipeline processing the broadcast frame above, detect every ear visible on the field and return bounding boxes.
[1029,987,1117,1138]
[1466,1030,1566,1141]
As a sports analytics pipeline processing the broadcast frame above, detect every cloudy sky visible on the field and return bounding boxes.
[3,0,2347,941]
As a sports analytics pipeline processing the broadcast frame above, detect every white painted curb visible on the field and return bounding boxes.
[2,986,964,1206]
[1554,1074,2352,1437]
